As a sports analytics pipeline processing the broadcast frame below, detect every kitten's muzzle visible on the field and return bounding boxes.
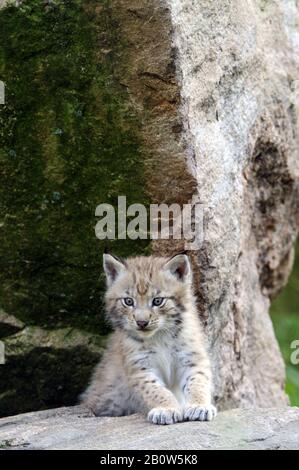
[136,320,149,330]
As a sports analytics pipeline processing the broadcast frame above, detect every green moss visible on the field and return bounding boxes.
[0,0,151,333]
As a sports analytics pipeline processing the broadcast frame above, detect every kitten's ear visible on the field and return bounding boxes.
[163,253,191,282]
[103,253,126,286]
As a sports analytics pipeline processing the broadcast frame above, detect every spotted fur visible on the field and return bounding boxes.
[81,253,216,424]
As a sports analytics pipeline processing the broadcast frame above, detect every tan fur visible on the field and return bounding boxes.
[81,253,217,424]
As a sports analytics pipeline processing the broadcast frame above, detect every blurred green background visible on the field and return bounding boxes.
[271,240,299,406]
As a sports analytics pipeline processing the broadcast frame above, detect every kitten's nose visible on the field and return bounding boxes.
[136,320,149,330]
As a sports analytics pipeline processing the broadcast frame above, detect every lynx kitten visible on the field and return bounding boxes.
[81,253,216,425]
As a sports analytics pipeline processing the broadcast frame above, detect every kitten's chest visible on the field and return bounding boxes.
[150,339,178,387]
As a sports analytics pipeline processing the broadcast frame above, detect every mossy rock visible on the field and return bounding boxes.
[0,0,191,417]
[0,326,106,417]
[0,309,24,337]
[0,0,151,335]
[0,0,153,416]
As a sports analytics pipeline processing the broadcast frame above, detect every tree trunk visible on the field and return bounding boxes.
[1,0,298,416]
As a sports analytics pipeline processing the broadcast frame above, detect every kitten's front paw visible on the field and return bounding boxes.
[184,404,217,422]
[148,407,183,425]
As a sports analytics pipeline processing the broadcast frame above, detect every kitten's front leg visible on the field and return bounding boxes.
[129,371,182,425]
[181,362,217,422]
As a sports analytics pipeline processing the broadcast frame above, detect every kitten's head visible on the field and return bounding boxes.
[103,252,193,340]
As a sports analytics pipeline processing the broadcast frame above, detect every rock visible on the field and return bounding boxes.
[0,0,298,417]
[0,0,153,417]
[0,327,105,418]
[163,0,299,410]
[0,406,298,450]
[0,310,24,338]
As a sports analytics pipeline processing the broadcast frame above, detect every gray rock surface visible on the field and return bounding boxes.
[0,406,298,450]
[165,0,299,409]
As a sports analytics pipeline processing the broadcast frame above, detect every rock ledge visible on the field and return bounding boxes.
[0,406,298,450]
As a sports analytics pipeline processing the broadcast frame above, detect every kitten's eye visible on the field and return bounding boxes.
[122,297,134,307]
[152,297,165,307]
